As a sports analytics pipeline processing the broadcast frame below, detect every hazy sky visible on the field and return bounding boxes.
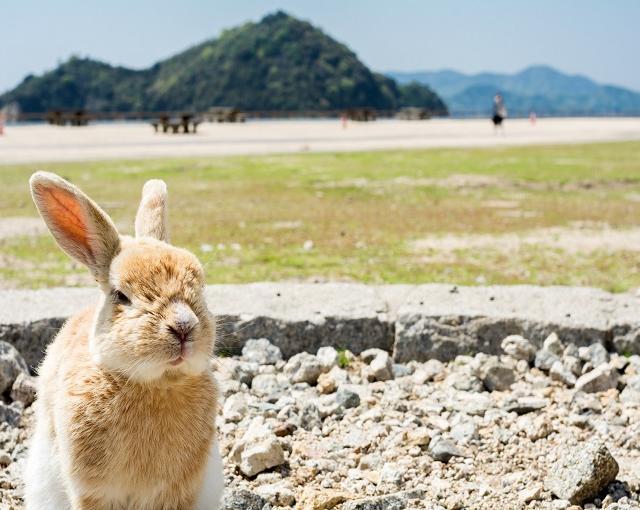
[2,0,639,93]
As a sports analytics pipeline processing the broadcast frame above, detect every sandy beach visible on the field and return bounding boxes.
[1,117,639,164]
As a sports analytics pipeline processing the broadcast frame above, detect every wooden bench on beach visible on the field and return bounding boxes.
[151,114,202,134]
[46,110,91,126]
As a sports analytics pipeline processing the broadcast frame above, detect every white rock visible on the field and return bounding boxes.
[368,351,393,382]
[575,364,619,393]
[317,366,348,394]
[412,359,445,384]
[223,393,248,423]
[10,373,37,407]
[360,348,387,363]
[379,463,404,486]
[519,485,542,503]
[251,373,289,396]
[550,360,577,387]
[316,346,339,371]
[231,417,285,477]
[255,483,296,507]
[242,338,283,365]
[543,333,564,357]
[501,335,536,362]
[284,352,323,384]
[234,436,285,477]
[535,349,561,371]
[545,440,619,504]
[450,420,478,444]
[579,343,609,367]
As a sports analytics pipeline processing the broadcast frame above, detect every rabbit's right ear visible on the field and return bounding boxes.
[135,179,169,242]
[30,172,120,283]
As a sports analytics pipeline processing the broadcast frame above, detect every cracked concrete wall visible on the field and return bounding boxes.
[0,283,638,370]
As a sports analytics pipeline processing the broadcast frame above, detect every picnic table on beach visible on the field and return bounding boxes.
[151,114,202,134]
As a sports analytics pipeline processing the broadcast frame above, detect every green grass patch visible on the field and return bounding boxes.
[1,141,640,290]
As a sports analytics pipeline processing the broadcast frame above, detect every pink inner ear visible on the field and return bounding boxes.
[37,185,91,257]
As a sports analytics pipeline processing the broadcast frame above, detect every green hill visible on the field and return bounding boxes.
[1,12,446,115]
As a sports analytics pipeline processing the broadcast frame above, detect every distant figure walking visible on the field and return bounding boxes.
[492,93,507,134]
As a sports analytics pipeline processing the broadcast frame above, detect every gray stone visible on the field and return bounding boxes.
[393,286,616,363]
[335,388,361,410]
[299,403,322,431]
[3,284,640,368]
[242,338,283,365]
[428,436,465,463]
[342,490,424,510]
[222,359,259,386]
[210,284,395,359]
[450,392,493,416]
[579,343,609,367]
[575,364,619,393]
[535,349,561,371]
[391,364,412,378]
[0,402,22,428]
[501,334,536,362]
[283,353,323,385]
[0,342,29,394]
[503,397,549,414]
[222,489,271,510]
[545,440,619,504]
[479,358,515,391]
[550,360,577,387]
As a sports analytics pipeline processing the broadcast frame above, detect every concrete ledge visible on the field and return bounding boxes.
[1,283,639,369]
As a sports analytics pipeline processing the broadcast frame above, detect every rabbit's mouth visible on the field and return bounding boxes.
[169,356,184,366]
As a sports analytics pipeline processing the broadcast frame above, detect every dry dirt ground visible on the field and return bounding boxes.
[1,118,640,164]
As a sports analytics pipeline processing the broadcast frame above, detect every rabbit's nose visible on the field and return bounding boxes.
[169,302,199,343]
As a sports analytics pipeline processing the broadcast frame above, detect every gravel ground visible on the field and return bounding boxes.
[1,334,640,510]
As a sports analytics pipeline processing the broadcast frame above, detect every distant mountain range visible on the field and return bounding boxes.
[0,12,446,115]
[388,66,640,117]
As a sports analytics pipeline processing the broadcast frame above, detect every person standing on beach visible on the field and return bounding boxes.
[492,93,507,134]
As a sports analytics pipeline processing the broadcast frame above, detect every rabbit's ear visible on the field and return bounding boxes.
[134,180,169,242]
[30,172,120,283]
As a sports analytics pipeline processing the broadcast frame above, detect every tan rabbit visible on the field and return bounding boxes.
[24,173,223,510]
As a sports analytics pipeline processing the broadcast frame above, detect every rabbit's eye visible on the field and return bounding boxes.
[112,290,131,306]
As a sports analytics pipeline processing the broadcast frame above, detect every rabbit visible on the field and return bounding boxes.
[24,172,224,510]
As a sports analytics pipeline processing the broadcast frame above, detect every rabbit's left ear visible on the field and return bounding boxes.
[135,180,169,242]
[30,171,121,283]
